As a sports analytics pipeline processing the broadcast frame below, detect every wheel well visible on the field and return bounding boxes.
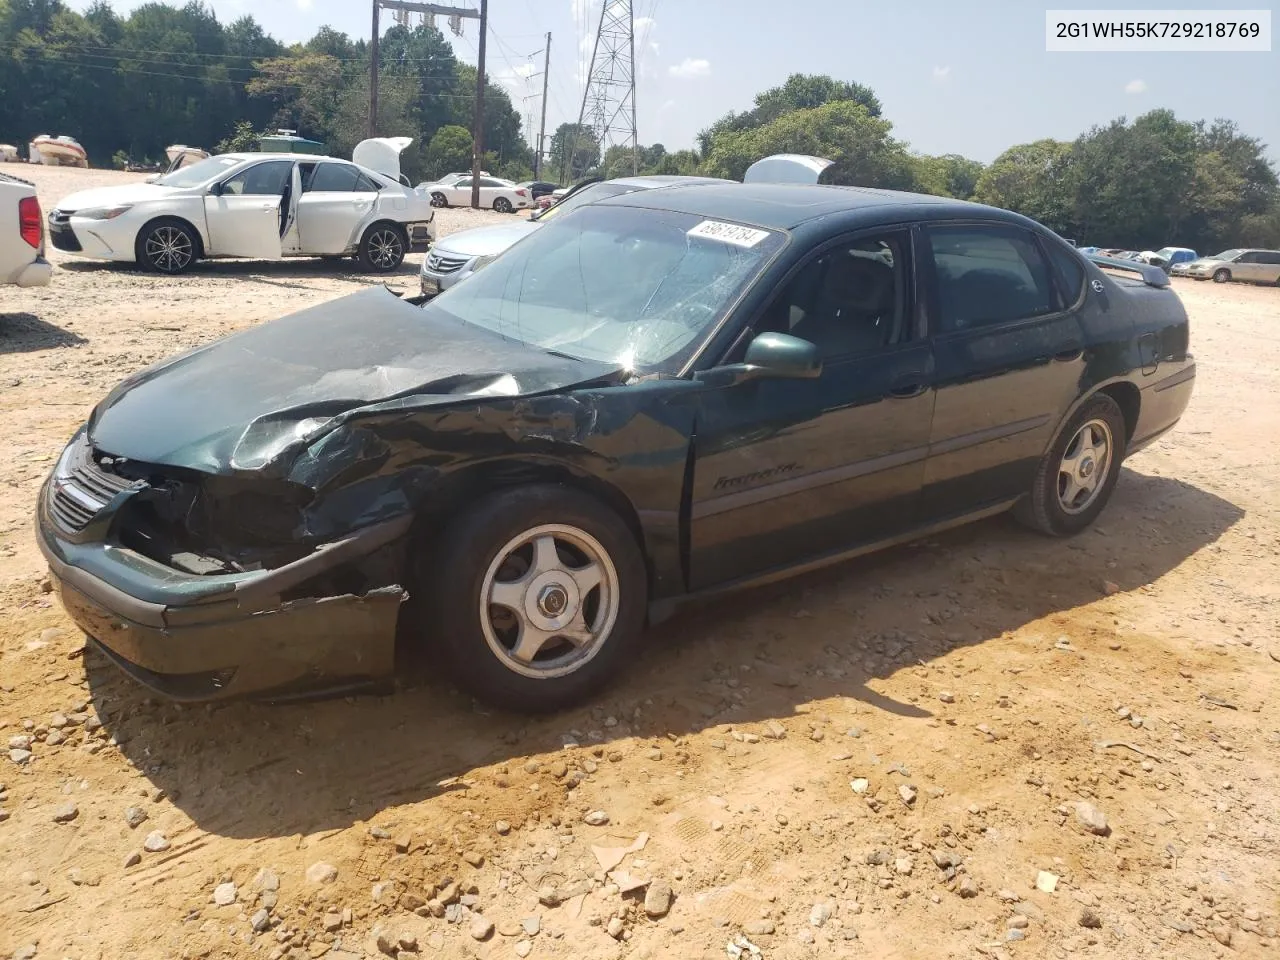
[135,215,205,260]
[1097,381,1140,443]
[412,460,650,578]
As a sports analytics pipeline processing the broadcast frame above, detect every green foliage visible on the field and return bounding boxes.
[549,123,601,182]
[426,124,473,179]
[0,1,528,179]
[215,119,266,154]
[972,139,1075,226]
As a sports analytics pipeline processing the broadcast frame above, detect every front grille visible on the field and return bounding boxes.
[425,252,469,274]
[49,436,136,533]
[48,211,81,252]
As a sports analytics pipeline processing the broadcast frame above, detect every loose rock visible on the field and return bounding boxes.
[495,820,511,835]
[850,778,869,794]
[124,805,148,829]
[462,850,484,868]
[938,691,955,703]
[251,908,271,933]
[583,810,609,826]
[1078,908,1102,929]
[606,917,625,939]
[213,882,237,905]
[52,801,79,823]
[644,879,673,918]
[957,877,979,898]
[515,942,533,958]
[305,862,337,884]
[124,851,142,868]
[809,902,832,927]
[143,831,170,852]
[1074,801,1111,836]
[746,919,776,936]
[895,857,914,876]
[9,748,32,765]
[1212,927,1232,947]
[898,784,917,806]
[470,916,494,941]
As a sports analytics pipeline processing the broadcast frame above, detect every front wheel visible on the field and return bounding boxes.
[136,218,197,274]
[1213,268,1231,283]
[1015,394,1127,537]
[358,223,406,272]
[493,196,513,214]
[430,192,448,208]
[415,485,648,712]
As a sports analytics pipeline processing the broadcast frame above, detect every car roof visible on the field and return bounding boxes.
[225,152,346,163]
[595,182,1020,231]
[607,174,733,190]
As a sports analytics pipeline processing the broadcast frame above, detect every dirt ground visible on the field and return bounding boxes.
[1,165,1278,960]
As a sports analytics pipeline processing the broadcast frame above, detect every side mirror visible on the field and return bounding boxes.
[695,332,822,387]
[207,181,223,196]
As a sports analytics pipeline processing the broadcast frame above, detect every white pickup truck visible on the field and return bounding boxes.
[1,171,52,287]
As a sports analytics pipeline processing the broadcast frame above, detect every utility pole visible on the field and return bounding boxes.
[535,32,550,180]
[470,0,487,209]
[369,1,380,139]
[369,1,482,198]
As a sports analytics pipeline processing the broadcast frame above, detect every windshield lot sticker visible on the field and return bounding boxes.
[687,220,770,248]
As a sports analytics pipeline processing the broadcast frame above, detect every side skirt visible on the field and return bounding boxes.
[648,498,1019,625]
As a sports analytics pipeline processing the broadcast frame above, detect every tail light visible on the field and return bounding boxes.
[515,189,527,197]
[19,195,42,248]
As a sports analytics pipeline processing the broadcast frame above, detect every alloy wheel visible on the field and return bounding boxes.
[1057,418,1113,515]
[144,225,193,273]
[479,523,621,680]
[367,229,403,270]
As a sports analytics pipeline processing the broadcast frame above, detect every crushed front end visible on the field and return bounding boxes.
[36,427,408,701]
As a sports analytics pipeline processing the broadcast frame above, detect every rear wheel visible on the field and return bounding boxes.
[1213,268,1231,283]
[136,218,197,274]
[493,196,513,214]
[1015,394,1127,537]
[358,223,406,272]
[415,485,648,712]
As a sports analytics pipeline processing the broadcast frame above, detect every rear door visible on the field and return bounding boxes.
[203,159,290,260]
[919,221,1086,519]
[1260,251,1280,283]
[688,228,936,588]
[296,162,378,254]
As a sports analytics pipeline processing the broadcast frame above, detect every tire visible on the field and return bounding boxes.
[1213,268,1231,283]
[1015,394,1127,537]
[135,217,198,274]
[430,191,448,208]
[415,484,648,712]
[493,196,513,214]
[358,223,406,272]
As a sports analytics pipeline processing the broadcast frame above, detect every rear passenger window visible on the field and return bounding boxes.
[1045,241,1086,303]
[928,225,1056,332]
[306,163,362,192]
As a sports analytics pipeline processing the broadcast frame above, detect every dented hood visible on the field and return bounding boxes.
[87,286,621,473]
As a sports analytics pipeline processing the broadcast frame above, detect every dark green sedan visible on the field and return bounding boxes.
[36,182,1195,711]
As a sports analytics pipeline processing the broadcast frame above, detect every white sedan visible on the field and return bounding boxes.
[419,175,533,213]
[47,138,436,275]
[1,171,52,287]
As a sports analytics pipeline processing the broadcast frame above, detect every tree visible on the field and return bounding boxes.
[549,123,600,181]
[697,73,881,159]
[972,139,1075,234]
[703,100,916,189]
[426,125,473,178]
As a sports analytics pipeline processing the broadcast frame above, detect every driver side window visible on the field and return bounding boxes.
[750,234,909,361]
[221,160,293,196]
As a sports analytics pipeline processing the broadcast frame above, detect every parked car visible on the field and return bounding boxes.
[1181,248,1280,284]
[418,175,532,213]
[518,180,560,200]
[419,173,733,295]
[36,183,1195,711]
[1,171,51,287]
[46,138,435,275]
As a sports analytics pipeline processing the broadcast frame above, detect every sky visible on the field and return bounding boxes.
[66,0,1280,164]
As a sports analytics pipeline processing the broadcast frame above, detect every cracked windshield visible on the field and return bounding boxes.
[426,204,784,373]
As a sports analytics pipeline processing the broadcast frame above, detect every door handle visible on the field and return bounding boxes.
[889,377,928,399]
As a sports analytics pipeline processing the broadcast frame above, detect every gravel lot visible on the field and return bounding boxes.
[1,165,1278,960]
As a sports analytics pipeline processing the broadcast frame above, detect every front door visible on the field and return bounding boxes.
[296,162,378,254]
[688,229,936,590]
[203,159,291,260]
[919,222,1086,520]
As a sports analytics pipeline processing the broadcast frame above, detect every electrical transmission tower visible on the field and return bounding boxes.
[570,0,637,181]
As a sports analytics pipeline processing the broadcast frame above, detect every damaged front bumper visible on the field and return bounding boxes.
[36,486,410,701]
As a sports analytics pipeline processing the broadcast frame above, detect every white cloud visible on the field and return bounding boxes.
[932,65,950,82]
[295,0,311,8]
[669,57,710,79]
[1125,78,1147,94]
